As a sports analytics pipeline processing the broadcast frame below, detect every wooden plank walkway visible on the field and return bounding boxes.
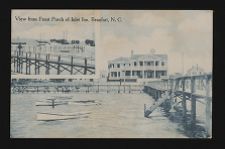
[11,51,95,75]
[143,73,212,137]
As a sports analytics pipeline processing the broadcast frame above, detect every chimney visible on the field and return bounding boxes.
[131,50,134,57]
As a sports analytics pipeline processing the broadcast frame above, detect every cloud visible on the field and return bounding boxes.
[12,23,95,40]
[130,11,172,28]
[98,10,212,74]
[12,10,96,40]
[11,10,213,75]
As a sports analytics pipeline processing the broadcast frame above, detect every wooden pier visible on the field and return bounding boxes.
[11,83,144,94]
[143,73,212,137]
[11,50,95,75]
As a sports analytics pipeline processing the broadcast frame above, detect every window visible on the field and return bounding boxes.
[112,64,114,68]
[161,62,165,66]
[134,61,137,66]
[150,61,154,66]
[115,72,117,77]
[125,71,131,76]
[139,61,143,66]
[117,64,120,68]
[147,61,151,66]
[118,72,120,77]
[155,61,159,66]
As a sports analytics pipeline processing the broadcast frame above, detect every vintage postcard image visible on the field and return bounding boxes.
[11,10,212,138]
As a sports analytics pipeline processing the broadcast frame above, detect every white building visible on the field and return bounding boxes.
[108,51,168,83]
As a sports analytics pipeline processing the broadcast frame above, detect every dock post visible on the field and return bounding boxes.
[84,58,87,75]
[71,56,73,75]
[205,76,212,137]
[16,51,19,73]
[191,77,196,128]
[35,54,37,75]
[37,53,40,74]
[20,51,23,73]
[158,90,161,99]
[13,52,16,72]
[57,56,61,75]
[46,54,49,74]
[28,52,31,75]
[26,53,28,74]
[182,78,187,122]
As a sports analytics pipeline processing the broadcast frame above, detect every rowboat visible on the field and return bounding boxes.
[36,112,90,121]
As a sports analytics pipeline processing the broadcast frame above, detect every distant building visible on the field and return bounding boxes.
[107,51,168,83]
[186,65,205,76]
[11,38,95,58]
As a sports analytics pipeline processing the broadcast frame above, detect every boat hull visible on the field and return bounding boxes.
[36,112,90,121]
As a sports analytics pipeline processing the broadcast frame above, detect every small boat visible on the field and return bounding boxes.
[36,112,90,121]
[68,101,100,106]
[35,101,67,106]
[52,96,73,99]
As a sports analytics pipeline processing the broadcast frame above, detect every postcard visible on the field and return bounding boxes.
[11,10,212,138]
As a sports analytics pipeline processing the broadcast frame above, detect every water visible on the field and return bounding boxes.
[10,93,187,138]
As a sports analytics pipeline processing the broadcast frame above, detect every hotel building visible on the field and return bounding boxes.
[107,51,168,83]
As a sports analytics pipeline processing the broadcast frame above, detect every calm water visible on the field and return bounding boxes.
[10,93,187,138]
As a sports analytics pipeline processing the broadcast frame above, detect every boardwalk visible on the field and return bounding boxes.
[143,73,212,138]
[11,82,144,94]
[11,51,95,75]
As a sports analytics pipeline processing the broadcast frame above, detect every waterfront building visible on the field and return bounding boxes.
[107,51,168,83]
[11,38,95,58]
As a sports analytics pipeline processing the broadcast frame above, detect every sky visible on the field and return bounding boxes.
[12,10,213,76]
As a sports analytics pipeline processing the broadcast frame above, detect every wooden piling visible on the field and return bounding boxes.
[37,53,40,74]
[46,54,49,74]
[25,53,28,74]
[84,58,87,75]
[13,53,16,72]
[57,56,61,75]
[191,77,196,127]
[20,56,23,73]
[182,78,187,121]
[35,54,37,75]
[71,56,73,75]
[205,76,212,137]
[28,52,31,74]
[16,51,19,73]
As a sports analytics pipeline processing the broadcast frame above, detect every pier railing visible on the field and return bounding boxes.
[11,83,144,94]
[11,50,95,75]
[143,73,212,137]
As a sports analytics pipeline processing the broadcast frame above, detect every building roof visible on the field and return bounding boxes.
[109,54,167,63]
